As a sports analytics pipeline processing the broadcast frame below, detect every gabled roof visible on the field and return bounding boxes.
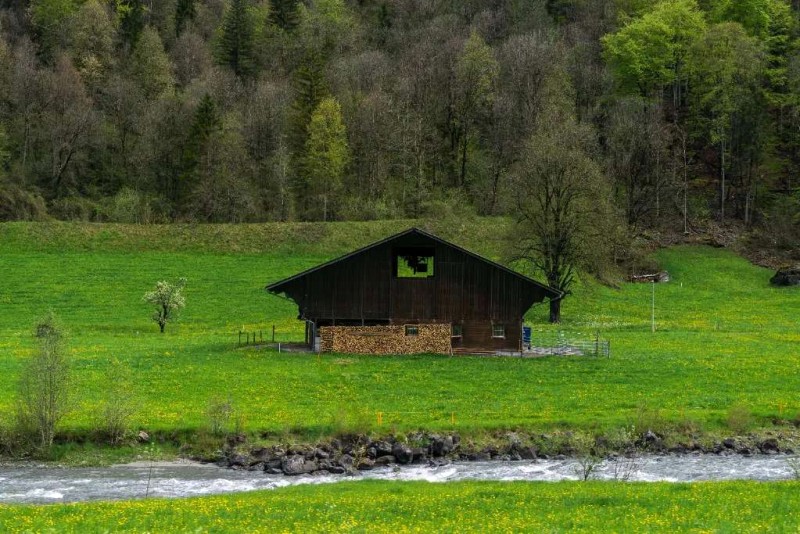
[266,227,561,299]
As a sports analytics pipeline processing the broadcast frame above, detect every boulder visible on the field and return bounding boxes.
[392,443,414,464]
[430,435,455,457]
[411,447,427,463]
[770,267,800,286]
[227,454,249,467]
[357,458,375,471]
[722,438,736,449]
[374,455,395,466]
[137,431,150,443]
[281,455,318,476]
[759,438,780,454]
[373,441,394,457]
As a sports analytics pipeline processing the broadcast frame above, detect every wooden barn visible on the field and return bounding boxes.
[266,228,560,354]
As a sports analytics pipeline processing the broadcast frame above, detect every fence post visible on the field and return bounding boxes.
[272,325,276,343]
[238,331,242,346]
[377,411,383,426]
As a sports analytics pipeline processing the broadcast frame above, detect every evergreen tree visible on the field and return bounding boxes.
[289,52,329,215]
[270,0,299,31]
[216,0,257,78]
[116,0,146,51]
[175,0,196,36]
[180,95,222,206]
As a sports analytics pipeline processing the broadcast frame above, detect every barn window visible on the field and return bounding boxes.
[451,324,463,337]
[405,325,419,336]
[395,247,434,278]
[492,324,505,338]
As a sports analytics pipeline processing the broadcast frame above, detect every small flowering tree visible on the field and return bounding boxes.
[143,278,187,333]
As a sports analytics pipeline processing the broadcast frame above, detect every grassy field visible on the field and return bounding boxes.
[0,221,799,442]
[2,480,799,532]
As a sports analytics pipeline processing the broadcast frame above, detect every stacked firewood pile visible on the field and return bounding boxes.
[320,324,451,354]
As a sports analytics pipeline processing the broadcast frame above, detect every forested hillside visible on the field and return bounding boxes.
[0,1,797,248]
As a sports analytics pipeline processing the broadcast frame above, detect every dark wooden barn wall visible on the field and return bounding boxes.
[279,234,544,334]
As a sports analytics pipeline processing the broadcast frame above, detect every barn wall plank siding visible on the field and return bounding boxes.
[267,228,560,354]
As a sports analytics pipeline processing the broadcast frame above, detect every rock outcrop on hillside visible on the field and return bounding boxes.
[770,267,800,286]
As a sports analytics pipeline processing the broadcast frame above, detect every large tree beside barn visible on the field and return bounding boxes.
[512,70,619,323]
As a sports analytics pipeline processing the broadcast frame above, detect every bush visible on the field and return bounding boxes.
[50,196,106,221]
[206,396,234,437]
[16,311,71,451]
[0,181,49,221]
[108,188,171,224]
[726,403,755,434]
[100,358,138,445]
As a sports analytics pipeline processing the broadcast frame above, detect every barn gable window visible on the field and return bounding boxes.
[451,324,463,337]
[394,247,434,278]
[492,324,505,339]
[405,325,419,336]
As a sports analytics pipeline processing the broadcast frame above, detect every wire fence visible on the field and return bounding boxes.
[527,330,611,358]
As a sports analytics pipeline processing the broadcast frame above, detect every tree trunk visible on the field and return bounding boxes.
[549,298,561,324]
[159,322,165,334]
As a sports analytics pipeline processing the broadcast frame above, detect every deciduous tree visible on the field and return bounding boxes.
[143,277,187,333]
[511,70,617,323]
[303,96,350,221]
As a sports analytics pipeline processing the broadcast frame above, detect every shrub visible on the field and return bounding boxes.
[0,181,49,221]
[206,396,234,437]
[100,358,138,445]
[726,403,755,434]
[16,311,71,451]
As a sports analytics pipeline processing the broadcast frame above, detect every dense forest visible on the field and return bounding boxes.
[0,1,798,248]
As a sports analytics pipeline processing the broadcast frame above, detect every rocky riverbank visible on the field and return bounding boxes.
[212,429,800,476]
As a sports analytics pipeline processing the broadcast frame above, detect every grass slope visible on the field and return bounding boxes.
[0,222,798,439]
[1,480,798,532]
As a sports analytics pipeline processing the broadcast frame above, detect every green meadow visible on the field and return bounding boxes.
[0,221,799,441]
[2,480,799,533]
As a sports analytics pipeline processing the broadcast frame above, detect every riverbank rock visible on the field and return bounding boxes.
[430,435,456,457]
[770,267,800,286]
[357,458,375,470]
[392,443,414,464]
[374,455,395,466]
[281,455,318,475]
[759,438,780,454]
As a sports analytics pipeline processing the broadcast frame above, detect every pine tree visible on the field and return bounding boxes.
[269,0,299,31]
[216,0,256,78]
[289,52,329,215]
[175,0,196,36]
[116,0,146,51]
[180,95,222,205]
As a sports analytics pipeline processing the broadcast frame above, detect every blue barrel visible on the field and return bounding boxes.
[522,326,532,348]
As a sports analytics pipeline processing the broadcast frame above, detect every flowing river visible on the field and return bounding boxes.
[1,455,797,504]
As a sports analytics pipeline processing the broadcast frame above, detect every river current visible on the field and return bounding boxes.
[0,455,796,504]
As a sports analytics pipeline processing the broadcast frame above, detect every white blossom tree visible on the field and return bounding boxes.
[143,278,187,333]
